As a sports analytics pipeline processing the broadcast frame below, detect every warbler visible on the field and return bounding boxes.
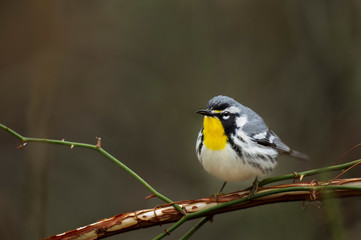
[196,95,308,195]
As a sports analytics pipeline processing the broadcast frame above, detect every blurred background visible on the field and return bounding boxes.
[1,1,361,239]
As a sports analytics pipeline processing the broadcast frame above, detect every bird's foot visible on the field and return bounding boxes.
[247,178,259,199]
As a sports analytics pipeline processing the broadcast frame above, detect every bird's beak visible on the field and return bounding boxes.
[196,109,213,116]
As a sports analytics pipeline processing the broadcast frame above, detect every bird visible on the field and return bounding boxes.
[195,95,308,196]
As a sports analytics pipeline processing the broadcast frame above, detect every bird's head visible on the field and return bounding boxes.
[197,96,242,149]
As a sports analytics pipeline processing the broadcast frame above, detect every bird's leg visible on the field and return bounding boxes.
[214,181,227,202]
[219,181,227,193]
[248,177,259,199]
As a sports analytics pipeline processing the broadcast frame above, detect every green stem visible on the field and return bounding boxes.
[153,185,361,240]
[259,159,361,187]
[0,123,182,212]
[179,216,212,240]
[153,217,187,240]
[0,123,24,139]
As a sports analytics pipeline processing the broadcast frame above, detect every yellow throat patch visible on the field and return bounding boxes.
[202,116,228,150]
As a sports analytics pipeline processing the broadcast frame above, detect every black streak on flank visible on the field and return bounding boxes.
[237,135,245,143]
[228,137,245,164]
[197,131,204,155]
[248,162,273,175]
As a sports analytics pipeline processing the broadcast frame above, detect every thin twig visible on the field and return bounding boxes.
[318,161,361,195]
[179,216,212,240]
[0,123,182,212]
[334,143,361,165]
[259,159,361,187]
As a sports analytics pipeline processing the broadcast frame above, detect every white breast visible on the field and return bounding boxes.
[198,144,267,182]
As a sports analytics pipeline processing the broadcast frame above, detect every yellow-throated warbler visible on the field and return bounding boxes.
[196,95,308,194]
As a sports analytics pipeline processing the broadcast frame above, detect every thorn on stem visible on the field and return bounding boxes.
[96,137,102,148]
[307,180,320,200]
[310,179,319,186]
[293,172,304,183]
[181,206,188,216]
[16,140,26,149]
[145,194,156,200]
[310,188,318,201]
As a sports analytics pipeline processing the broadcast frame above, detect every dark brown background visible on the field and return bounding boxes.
[1,1,361,239]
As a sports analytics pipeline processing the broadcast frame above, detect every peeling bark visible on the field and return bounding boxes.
[44,178,361,240]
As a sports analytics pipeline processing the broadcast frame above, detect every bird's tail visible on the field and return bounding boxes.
[289,149,309,161]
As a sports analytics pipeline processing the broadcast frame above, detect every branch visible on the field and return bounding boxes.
[2,123,361,239]
[0,123,182,212]
[43,178,361,240]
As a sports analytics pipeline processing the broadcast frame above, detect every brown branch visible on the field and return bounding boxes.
[43,178,361,240]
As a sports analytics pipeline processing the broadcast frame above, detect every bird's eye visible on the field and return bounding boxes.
[222,111,230,120]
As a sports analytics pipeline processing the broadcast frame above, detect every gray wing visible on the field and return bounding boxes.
[245,125,308,160]
[254,130,291,153]
[240,107,291,153]
[240,105,308,160]
[241,106,271,137]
